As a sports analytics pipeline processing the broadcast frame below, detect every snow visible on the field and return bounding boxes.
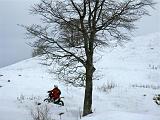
[0,32,160,120]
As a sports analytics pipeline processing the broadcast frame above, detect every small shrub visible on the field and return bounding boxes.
[17,94,41,103]
[30,104,53,120]
[132,84,160,90]
[97,81,116,93]
[27,95,41,101]
[17,94,25,103]
[148,64,160,70]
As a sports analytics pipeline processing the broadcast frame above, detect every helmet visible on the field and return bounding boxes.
[54,85,58,88]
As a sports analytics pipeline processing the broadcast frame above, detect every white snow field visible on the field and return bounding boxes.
[0,32,160,120]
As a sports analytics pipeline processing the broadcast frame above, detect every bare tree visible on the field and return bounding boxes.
[24,0,155,116]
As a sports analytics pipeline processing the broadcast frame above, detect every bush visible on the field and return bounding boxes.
[30,104,53,120]
[97,81,116,93]
[132,84,160,90]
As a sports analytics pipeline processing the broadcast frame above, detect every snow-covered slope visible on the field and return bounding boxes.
[0,33,160,120]
[96,32,160,85]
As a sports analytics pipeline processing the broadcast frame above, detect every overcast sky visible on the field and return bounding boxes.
[0,0,160,68]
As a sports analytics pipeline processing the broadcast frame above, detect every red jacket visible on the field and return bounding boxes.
[50,88,61,100]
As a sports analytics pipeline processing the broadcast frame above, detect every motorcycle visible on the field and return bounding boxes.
[44,91,64,106]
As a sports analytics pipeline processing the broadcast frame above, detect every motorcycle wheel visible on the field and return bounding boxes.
[59,100,64,106]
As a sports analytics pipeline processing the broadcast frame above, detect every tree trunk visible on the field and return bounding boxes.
[83,57,93,116]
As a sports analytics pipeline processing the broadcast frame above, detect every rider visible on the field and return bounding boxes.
[48,85,61,102]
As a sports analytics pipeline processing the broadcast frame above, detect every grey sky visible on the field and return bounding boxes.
[0,0,160,68]
[135,0,160,36]
[0,0,38,68]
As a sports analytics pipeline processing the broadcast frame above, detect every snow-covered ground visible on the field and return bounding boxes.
[0,33,160,120]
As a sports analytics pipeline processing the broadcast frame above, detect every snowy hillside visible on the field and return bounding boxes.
[0,33,160,120]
